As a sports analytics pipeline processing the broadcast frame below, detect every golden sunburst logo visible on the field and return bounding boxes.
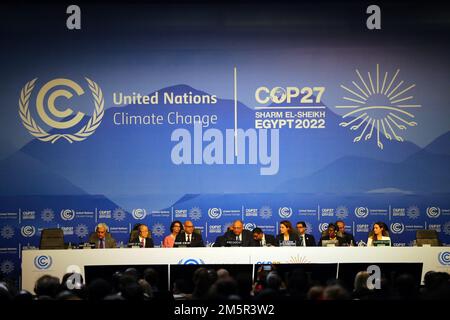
[19,78,104,143]
[336,64,420,149]
[289,255,311,264]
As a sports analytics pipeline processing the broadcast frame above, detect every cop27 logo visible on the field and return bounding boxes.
[278,207,293,219]
[208,208,222,219]
[34,255,52,270]
[336,65,420,149]
[355,207,369,218]
[19,78,104,143]
[438,252,450,266]
[178,258,205,265]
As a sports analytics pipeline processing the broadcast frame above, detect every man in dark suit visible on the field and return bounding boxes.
[296,221,316,247]
[223,220,255,247]
[129,224,154,248]
[252,227,276,247]
[318,223,345,246]
[174,220,204,247]
[336,220,355,246]
[88,223,117,248]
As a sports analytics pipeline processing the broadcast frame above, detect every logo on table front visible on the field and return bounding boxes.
[259,206,272,219]
[61,209,75,221]
[244,222,257,231]
[178,258,205,265]
[41,208,55,222]
[355,207,369,218]
[0,225,14,239]
[278,207,292,219]
[18,78,104,143]
[34,255,52,270]
[335,206,349,219]
[0,260,14,274]
[336,65,419,150]
[75,224,89,238]
[406,205,420,219]
[21,225,36,237]
[189,207,202,220]
[318,223,329,233]
[132,208,147,220]
[151,223,165,237]
[438,252,450,266]
[427,207,441,218]
[208,208,222,219]
[113,208,126,221]
[390,223,405,234]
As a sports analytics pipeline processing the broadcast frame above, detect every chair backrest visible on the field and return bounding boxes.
[129,230,139,243]
[416,230,441,246]
[39,228,65,249]
[193,228,201,236]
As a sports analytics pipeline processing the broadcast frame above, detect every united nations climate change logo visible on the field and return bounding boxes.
[208,208,222,219]
[318,223,329,233]
[19,78,104,143]
[34,255,52,270]
[278,207,293,219]
[336,65,420,149]
[244,222,257,231]
[21,225,36,237]
[178,258,205,265]
[438,252,450,266]
[390,222,405,234]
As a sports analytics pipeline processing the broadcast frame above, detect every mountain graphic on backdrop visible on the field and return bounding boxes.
[1,84,448,206]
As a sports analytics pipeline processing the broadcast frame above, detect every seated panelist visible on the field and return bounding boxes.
[88,223,117,248]
[129,224,154,248]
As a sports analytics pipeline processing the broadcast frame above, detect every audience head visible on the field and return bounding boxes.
[34,275,60,298]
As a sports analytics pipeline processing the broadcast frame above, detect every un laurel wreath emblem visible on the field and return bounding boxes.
[19,78,104,143]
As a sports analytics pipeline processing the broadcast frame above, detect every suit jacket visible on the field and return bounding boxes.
[213,235,226,247]
[88,233,117,248]
[253,234,277,247]
[223,229,255,247]
[297,233,316,247]
[275,233,301,246]
[174,232,204,247]
[318,235,345,246]
[338,232,355,246]
[129,235,154,248]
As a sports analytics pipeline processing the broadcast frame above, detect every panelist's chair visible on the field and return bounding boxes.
[39,228,65,249]
[128,228,152,243]
[416,230,441,246]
